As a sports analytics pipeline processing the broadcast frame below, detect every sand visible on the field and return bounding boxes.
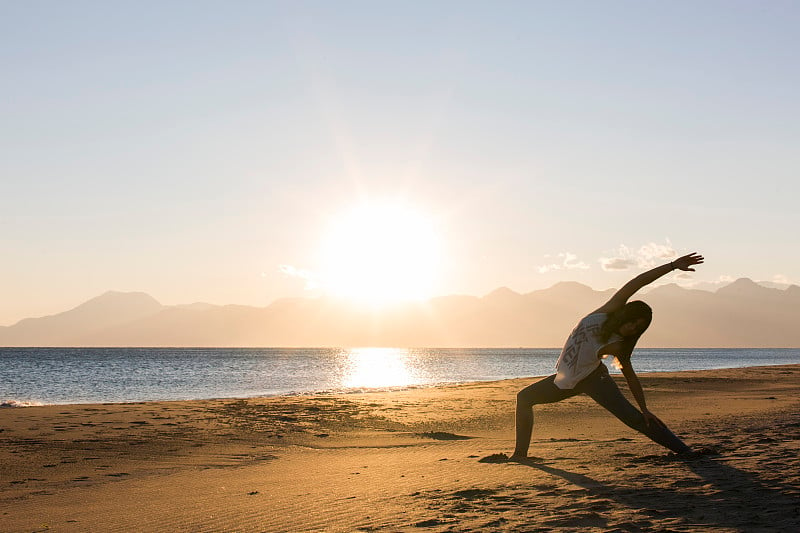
[2,364,799,532]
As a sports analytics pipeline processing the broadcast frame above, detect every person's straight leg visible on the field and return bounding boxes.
[579,366,691,453]
[513,375,578,458]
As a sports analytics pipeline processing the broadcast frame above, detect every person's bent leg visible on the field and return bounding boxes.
[513,375,576,458]
[580,367,691,453]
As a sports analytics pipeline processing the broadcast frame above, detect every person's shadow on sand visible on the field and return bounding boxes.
[506,453,800,531]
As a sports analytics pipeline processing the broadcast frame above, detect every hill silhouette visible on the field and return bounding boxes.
[1,279,798,347]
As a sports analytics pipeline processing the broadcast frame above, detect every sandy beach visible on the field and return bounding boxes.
[2,364,799,532]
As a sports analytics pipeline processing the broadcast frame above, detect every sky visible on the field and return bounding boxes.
[2,1,800,325]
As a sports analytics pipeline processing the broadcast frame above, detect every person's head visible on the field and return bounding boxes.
[616,300,653,338]
[599,300,653,343]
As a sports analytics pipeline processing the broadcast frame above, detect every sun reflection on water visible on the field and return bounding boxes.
[342,347,418,389]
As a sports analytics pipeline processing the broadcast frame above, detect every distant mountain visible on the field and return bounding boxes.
[1,279,799,347]
[754,281,793,290]
[0,291,164,346]
[173,302,219,312]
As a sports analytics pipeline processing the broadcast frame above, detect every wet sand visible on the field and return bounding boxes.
[2,364,799,532]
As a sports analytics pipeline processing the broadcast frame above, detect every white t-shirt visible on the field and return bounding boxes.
[554,313,622,389]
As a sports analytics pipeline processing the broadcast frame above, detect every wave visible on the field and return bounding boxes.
[1,399,45,408]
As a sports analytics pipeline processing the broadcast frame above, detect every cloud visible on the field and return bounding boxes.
[772,274,790,285]
[599,240,677,271]
[600,257,638,271]
[537,264,560,274]
[278,264,320,290]
[537,252,590,274]
[638,241,677,265]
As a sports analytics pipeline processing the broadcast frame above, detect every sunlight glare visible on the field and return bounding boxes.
[342,347,418,389]
[320,201,442,306]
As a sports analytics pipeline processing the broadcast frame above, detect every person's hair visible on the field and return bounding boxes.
[599,300,653,359]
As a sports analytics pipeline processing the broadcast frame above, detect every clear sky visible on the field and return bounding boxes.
[2,1,799,325]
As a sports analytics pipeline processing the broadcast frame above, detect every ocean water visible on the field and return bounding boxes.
[2,347,799,406]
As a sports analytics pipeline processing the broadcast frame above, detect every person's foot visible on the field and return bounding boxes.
[674,446,720,460]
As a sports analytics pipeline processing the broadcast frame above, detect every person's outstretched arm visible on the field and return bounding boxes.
[618,356,665,428]
[594,252,704,315]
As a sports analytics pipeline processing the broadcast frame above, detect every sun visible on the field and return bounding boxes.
[319,201,443,307]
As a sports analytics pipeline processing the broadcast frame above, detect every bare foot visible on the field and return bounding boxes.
[674,446,721,460]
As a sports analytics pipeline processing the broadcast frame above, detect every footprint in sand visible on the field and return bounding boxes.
[416,432,473,441]
[478,453,510,463]
[413,518,446,527]
[477,453,546,464]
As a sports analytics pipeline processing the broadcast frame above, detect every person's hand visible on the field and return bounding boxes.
[671,252,704,272]
[642,410,666,429]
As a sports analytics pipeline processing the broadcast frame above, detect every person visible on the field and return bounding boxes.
[510,252,705,460]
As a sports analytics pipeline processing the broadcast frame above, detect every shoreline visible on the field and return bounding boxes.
[3,360,800,408]
[2,364,799,531]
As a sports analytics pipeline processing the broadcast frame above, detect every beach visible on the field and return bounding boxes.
[2,365,799,532]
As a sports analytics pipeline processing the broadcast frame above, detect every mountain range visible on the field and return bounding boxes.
[1,278,799,347]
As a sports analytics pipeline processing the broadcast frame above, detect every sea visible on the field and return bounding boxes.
[2,347,800,406]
